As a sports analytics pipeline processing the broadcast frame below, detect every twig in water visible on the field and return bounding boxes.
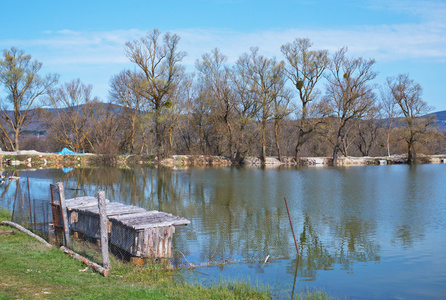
[179,251,195,267]
[261,255,270,268]
[192,269,209,276]
[209,249,217,261]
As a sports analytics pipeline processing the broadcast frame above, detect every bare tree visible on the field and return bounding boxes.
[109,71,147,154]
[161,73,190,154]
[324,48,377,165]
[88,102,122,154]
[196,48,236,160]
[272,77,292,161]
[380,87,398,157]
[238,47,287,163]
[386,74,435,163]
[281,38,329,163]
[355,104,382,156]
[0,47,58,151]
[46,79,97,152]
[184,81,213,154]
[232,55,259,161]
[124,29,186,157]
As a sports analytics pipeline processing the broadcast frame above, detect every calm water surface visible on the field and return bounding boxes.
[1,164,445,299]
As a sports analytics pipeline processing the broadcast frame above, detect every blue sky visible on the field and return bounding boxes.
[1,0,445,111]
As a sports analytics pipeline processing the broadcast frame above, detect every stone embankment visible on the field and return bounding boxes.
[160,155,232,168]
[1,150,446,170]
[243,155,446,167]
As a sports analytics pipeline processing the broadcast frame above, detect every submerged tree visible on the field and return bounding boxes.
[386,74,435,163]
[0,47,58,151]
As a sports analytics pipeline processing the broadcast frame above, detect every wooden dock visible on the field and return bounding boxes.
[62,196,190,259]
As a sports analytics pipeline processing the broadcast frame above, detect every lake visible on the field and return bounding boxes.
[1,164,445,299]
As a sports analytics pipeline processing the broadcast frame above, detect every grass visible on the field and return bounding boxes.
[0,211,333,299]
[0,207,11,219]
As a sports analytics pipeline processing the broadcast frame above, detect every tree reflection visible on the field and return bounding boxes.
[1,165,437,282]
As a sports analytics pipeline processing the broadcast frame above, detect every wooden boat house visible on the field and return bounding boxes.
[52,195,190,259]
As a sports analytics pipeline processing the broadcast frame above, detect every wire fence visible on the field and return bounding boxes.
[8,181,136,269]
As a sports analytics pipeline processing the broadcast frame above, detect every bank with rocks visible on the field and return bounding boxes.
[1,150,446,170]
[243,155,446,166]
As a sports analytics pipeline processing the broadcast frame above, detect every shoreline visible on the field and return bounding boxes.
[1,150,446,170]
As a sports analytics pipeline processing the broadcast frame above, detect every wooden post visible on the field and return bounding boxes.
[57,182,71,248]
[97,191,110,269]
[284,197,300,257]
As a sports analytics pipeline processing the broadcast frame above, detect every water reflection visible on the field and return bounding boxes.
[1,164,445,299]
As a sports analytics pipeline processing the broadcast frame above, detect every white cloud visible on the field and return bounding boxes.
[174,20,446,66]
[1,14,444,69]
[0,5,444,109]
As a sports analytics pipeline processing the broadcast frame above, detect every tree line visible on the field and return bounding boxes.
[0,29,444,164]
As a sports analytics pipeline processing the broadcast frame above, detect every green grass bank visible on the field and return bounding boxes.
[0,209,332,300]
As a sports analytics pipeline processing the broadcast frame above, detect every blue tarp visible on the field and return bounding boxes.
[62,168,74,173]
[55,148,84,155]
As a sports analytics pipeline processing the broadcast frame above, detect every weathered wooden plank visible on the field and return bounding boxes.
[130,215,185,225]
[65,196,101,208]
[73,203,145,216]
[112,211,160,221]
[133,220,190,230]
[111,211,189,225]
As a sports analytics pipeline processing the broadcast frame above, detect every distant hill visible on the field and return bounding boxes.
[432,110,446,120]
[430,110,446,132]
[3,102,124,135]
[4,106,446,135]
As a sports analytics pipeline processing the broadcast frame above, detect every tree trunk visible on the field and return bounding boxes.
[154,107,163,157]
[294,108,307,164]
[342,135,349,157]
[294,127,304,164]
[14,129,19,152]
[333,130,343,166]
[261,120,266,164]
[168,127,173,155]
[332,145,339,166]
[407,137,415,164]
[234,122,246,163]
[224,114,235,161]
[387,131,391,157]
[274,119,281,162]
[130,116,136,154]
